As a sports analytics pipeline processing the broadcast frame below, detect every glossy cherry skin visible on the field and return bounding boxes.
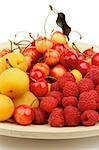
[52,43,67,55]
[35,37,53,53]
[76,60,90,77]
[24,55,32,70]
[83,47,95,57]
[0,49,10,58]
[33,63,50,77]
[77,52,85,60]
[60,51,79,70]
[92,53,99,67]
[30,79,48,97]
[22,46,41,63]
[50,64,67,79]
[14,105,34,125]
[44,49,60,66]
[29,68,45,81]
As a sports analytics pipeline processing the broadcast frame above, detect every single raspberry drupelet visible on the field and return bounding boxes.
[96,85,99,94]
[48,108,65,127]
[51,81,60,91]
[78,91,97,112]
[78,78,95,94]
[62,96,78,107]
[85,68,99,86]
[33,107,47,125]
[47,91,63,105]
[40,96,58,113]
[81,110,98,126]
[57,72,76,91]
[63,81,79,97]
[64,106,81,127]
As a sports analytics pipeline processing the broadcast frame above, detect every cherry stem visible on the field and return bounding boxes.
[8,40,13,52]
[5,58,13,67]
[49,5,58,14]
[72,42,82,53]
[71,30,82,39]
[13,42,23,52]
[30,77,36,82]
[15,31,35,41]
[44,8,52,37]
[30,99,37,107]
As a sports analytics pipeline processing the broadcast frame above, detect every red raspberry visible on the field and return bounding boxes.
[51,81,60,91]
[48,108,65,127]
[47,91,63,105]
[40,96,58,113]
[33,107,47,124]
[63,81,79,97]
[96,85,99,94]
[85,68,99,86]
[78,78,94,94]
[57,72,76,91]
[62,96,78,107]
[64,106,81,127]
[78,91,97,112]
[81,110,98,126]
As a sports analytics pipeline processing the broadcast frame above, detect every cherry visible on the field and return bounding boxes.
[51,31,66,44]
[0,49,10,58]
[33,62,50,77]
[76,60,90,77]
[24,55,32,70]
[77,52,85,60]
[83,47,95,57]
[44,49,60,66]
[29,68,46,81]
[60,51,79,70]
[22,46,41,63]
[30,79,48,97]
[14,105,34,125]
[35,37,53,53]
[50,64,67,79]
[52,43,67,55]
[92,53,99,67]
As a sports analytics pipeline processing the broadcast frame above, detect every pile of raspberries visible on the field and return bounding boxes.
[34,65,99,127]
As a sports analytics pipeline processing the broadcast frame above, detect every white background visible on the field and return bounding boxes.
[0,0,99,150]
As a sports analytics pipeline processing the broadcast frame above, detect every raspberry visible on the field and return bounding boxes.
[57,72,76,91]
[47,91,63,105]
[78,78,94,94]
[51,81,60,91]
[85,68,99,86]
[63,81,79,97]
[81,110,98,126]
[78,91,97,112]
[96,85,99,94]
[48,108,65,127]
[62,96,78,107]
[40,96,58,113]
[33,107,47,125]
[64,106,81,127]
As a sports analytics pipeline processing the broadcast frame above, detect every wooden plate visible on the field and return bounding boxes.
[0,41,99,139]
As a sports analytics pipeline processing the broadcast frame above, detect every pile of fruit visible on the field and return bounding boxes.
[0,30,99,127]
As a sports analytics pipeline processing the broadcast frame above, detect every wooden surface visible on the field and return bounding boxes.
[0,42,99,140]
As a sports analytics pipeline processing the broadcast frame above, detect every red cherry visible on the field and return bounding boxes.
[30,79,48,97]
[77,52,85,60]
[33,62,50,77]
[83,47,95,57]
[52,43,67,55]
[44,49,60,66]
[29,68,46,81]
[60,51,78,70]
[50,64,67,79]
[92,53,99,67]
[22,46,41,63]
[0,49,10,58]
[14,105,34,125]
[76,60,90,77]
